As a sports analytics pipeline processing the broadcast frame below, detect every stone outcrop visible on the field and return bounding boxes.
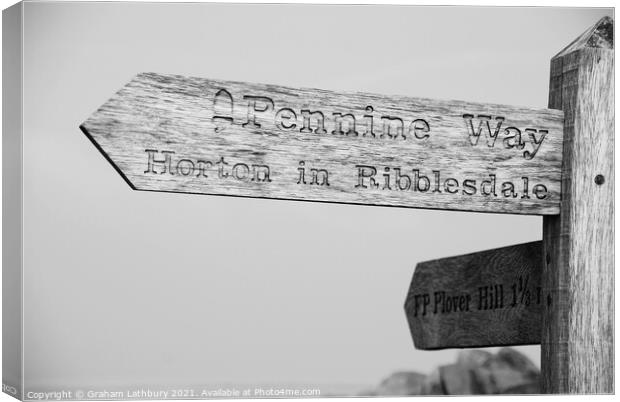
[366,347,540,396]
[372,371,426,396]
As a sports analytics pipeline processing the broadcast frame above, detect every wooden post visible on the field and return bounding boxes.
[543,16,614,393]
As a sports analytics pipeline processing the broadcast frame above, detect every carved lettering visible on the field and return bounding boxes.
[144,149,175,175]
[213,88,433,142]
[212,89,234,132]
[275,108,297,130]
[355,164,550,201]
[380,116,405,139]
[463,114,549,159]
[143,149,271,183]
[332,113,358,136]
[300,110,327,134]
[242,96,274,129]
[411,275,542,317]
[463,114,504,147]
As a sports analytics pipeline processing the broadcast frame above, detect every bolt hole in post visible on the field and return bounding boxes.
[594,174,605,185]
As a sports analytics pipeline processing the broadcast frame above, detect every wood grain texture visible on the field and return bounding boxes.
[81,73,564,215]
[542,16,614,394]
[404,241,542,350]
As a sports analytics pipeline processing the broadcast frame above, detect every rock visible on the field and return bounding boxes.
[439,364,485,395]
[456,349,493,368]
[421,368,444,395]
[485,348,539,393]
[373,371,426,396]
[496,348,539,377]
[366,347,540,396]
[461,348,540,394]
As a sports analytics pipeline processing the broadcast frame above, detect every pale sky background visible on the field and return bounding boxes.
[18,2,612,395]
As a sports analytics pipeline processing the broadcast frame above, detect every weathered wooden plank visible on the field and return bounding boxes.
[80,73,563,215]
[542,16,614,394]
[404,241,542,349]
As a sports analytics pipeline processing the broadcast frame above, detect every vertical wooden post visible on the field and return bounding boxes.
[543,16,614,393]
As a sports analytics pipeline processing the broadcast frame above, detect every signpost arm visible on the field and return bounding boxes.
[542,16,614,393]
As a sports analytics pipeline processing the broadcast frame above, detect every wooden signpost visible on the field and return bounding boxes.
[80,73,563,215]
[404,241,542,350]
[542,17,614,394]
[80,16,613,394]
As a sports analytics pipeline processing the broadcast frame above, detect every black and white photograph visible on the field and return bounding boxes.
[1,1,615,400]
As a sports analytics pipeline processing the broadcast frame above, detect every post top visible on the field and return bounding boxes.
[554,16,614,58]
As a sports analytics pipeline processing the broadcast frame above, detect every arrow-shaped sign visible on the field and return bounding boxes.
[404,241,543,350]
[80,73,563,215]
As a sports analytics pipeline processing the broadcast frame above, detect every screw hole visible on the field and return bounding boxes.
[595,174,605,185]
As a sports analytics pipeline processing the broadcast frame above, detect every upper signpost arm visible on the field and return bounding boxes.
[542,16,614,393]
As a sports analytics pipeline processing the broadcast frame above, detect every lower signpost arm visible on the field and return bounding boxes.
[542,16,614,393]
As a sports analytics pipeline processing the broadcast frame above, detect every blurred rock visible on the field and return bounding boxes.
[456,349,493,368]
[467,348,540,394]
[420,367,443,395]
[372,371,426,395]
[366,347,540,396]
[440,364,484,394]
[496,348,540,377]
